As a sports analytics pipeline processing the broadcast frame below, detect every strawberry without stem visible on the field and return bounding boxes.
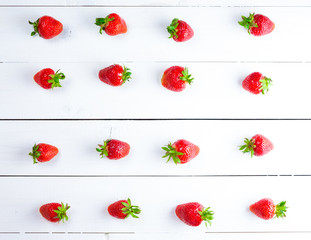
[95,13,127,36]
[34,68,65,89]
[242,72,272,95]
[162,139,199,164]
[99,64,131,87]
[29,16,63,39]
[161,66,193,92]
[239,13,275,36]
[239,134,273,157]
[40,202,70,223]
[176,202,214,227]
[96,139,130,160]
[108,198,141,219]
[167,18,194,42]
[250,198,287,220]
[29,143,59,164]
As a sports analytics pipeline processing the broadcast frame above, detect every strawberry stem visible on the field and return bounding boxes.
[167,18,179,39]
[54,202,70,223]
[239,138,256,157]
[238,13,258,34]
[48,70,65,89]
[121,198,141,218]
[275,201,288,218]
[95,17,115,34]
[29,144,41,164]
[96,140,110,158]
[180,67,194,84]
[198,207,214,228]
[122,66,132,84]
[29,18,40,36]
[259,77,272,95]
[162,142,184,164]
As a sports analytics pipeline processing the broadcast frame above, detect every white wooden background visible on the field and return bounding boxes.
[0,0,310,240]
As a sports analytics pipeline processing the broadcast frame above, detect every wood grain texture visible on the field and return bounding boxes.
[0,120,309,176]
[0,7,310,62]
[0,176,309,233]
[1,62,310,119]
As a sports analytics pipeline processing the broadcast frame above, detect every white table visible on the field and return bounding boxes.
[0,1,310,239]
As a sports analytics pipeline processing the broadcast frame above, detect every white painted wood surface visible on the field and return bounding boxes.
[0,120,310,176]
[0,177,309,233]
[0,1,310,240]
[110,233,311,240]
[0,7,311,63]
[3,233,311,240]
[1,62,311,119]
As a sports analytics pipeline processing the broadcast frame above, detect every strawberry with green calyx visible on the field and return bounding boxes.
[167,18,194,42]
[29,143,59,164]
[95,13,127,36]
[239,134,273,157]
[96,139,130,160]
[239,13,275,36]
[40,202,70,223]
[29,16,63,39]
[250,198,287,220]
[162,139,199,164]
[34,68,65,89]
[242,72,272,95]
[176,202,214,227]
[108,198,141,219]
[99,64,131,87]
[161,66,194,92]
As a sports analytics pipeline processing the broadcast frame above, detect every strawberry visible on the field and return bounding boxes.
[95,13,127,36]
[239,134,273,157]
[162,139,199,164]
[242,72,272,95]
[40,202,70,223]
[29,143,59,164]
[108,198,141,219]
[33,68,65,89]
[239,13,275,36]
[175,202,214,227]
[250,198,287,220]
[96,139,130,160]
[167,18,194,42]
[161,66,193,92]
[29,16,63,39]
[99,64,131,87]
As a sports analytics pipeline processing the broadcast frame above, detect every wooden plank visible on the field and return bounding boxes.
[1,234,106,240]
[2,0,311,7]
[1,62,310,119]
[0,120,310,176]
[0,176,309,232]
[0,7,310,62]
[110,233,311,240]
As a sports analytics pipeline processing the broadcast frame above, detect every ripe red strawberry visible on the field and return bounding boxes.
[95,13,127,36]
[96,139,130,160]
[161,66,193,92]
[239,13,275,36]
[29,16,63,39]
[167,18,194,42]
[242,72,272,95]
[162,139,199,164]
[176,202,214,227]
[99,64,131,87]
[40,202,70,223]
[29,143,59,164]
[250,198,287,220]
[239,134,273,157]
[108,198,141,219]
[33,68,65,89]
